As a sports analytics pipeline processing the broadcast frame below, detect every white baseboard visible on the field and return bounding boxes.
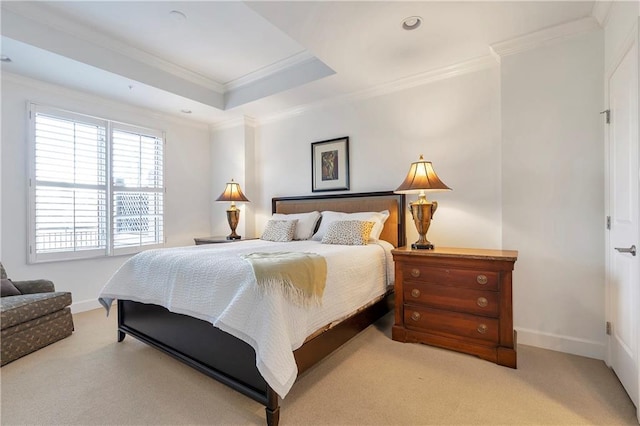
[71,298,102,314]
[516,327,606,360]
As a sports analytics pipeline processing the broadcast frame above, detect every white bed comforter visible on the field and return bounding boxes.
[98,239,394,398]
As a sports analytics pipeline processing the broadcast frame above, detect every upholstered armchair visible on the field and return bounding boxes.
[0,262,74,366]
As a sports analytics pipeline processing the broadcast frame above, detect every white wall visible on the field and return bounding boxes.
[253,65,504,249]
[501,30,605,358]
[1,74,211,312]
[209,120,256,239]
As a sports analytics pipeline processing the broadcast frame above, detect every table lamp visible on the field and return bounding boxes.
[395,155,451,249]
[216,179,250,240]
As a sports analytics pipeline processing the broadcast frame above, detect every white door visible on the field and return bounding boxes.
[607,37,639,411]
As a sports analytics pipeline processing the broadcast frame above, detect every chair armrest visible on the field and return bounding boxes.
[13,279,55,294]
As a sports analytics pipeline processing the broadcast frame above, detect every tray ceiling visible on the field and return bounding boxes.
[0,1,597,125]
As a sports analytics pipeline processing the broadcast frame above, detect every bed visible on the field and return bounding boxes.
[99,191,406,425]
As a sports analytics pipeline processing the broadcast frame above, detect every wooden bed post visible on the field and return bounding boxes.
[117,299,126,342]
[265,387,280,426]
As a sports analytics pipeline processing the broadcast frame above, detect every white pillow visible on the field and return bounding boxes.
[261,219,298,242]
[321,220,375,246]
[312,210,390,242]
[271,211,321,240]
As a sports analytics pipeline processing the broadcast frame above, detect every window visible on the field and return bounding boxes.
[28,103,165,262]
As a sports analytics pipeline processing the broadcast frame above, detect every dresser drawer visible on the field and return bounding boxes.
[402,265,499,291]
[404,284,499,317]
[403,305,499,344]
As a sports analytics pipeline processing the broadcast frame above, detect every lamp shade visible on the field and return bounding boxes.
[394,155,451,194]
[216,179,250,203]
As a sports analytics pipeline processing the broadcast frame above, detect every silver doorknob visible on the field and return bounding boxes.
[615,245,637,256]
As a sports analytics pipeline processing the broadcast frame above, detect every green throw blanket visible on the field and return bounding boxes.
[242,252,327,307]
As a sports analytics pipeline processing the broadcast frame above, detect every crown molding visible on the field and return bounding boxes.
[490,16,600,58]
[210,115,258,131]
[258,55,498,125]
[244,116,259,129]
[591,0,612,28]
[2,72,209,130]
[224,50,315,91]
[2,2,224,93]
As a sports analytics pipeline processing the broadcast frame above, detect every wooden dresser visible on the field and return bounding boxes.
[391,246,518,368]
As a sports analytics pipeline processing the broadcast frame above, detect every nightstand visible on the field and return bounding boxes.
[194,236,247,245]
[391,246,518,368]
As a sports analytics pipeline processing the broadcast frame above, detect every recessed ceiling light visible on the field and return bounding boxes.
[180,109,192,114]
[169,10,187,21]
[402,16,422,31]
[1,55,12,63]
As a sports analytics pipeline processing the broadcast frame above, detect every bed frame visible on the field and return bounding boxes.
[116,191,406,425]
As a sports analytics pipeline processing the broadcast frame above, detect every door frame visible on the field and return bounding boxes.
[604,19,640,421]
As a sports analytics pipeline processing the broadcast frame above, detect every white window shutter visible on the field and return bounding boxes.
[111,128,164,253]
[28,104,165,262]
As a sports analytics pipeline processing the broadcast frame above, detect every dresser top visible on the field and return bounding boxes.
[391,246,518,262]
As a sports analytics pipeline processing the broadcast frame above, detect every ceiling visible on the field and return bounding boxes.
[0,1,598,125]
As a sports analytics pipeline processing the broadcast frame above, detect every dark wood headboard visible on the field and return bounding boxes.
[272,191,406,248]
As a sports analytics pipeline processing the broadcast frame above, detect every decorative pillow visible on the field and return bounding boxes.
[261,219,298,242]
[312,210,390,242]
[271,211,321,240]
[1,278,21,297]
[321,220,375,246]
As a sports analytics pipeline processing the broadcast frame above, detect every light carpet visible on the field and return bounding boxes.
[0,308,637,425]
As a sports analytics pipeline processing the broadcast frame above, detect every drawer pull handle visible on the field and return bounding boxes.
[411,311,421,321]
[411,269,421,278]
[476,297,488,307]
[477,323,488,334]
[476,274,488,285]
[411,288,421,298]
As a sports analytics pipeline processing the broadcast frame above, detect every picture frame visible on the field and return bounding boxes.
[311,136,350,192]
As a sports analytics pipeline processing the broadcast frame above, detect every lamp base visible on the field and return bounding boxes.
[411,242,434,250]
[409,200,438,251]
[225,209,241,241]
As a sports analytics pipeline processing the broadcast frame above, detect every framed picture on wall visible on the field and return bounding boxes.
[311,136,350,192]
